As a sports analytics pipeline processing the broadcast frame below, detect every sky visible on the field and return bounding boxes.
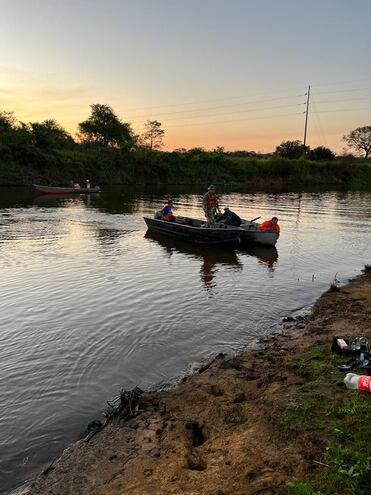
[0,0,371,153]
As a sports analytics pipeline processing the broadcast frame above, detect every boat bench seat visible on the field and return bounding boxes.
[176,217,192,225]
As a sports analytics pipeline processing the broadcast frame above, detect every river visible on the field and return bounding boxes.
[0,186,370,493]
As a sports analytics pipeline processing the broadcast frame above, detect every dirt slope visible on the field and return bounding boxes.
[27,273,371,495]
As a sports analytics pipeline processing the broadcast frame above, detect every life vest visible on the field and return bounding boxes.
[207,194,217,208]
[161,205,174,221]
[259,220,280,233]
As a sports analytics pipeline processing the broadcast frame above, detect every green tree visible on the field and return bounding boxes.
[275,140,308,159]
[0,111,17,131]
[343,126,371,159]
[142,120,165,150]
[307,146,335,161]
[78,104,134,148]
[29,119,74,148]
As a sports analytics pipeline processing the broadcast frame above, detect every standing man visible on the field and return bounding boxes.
[203,185,221,227]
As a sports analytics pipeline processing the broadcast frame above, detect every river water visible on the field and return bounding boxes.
[0,186,370,493]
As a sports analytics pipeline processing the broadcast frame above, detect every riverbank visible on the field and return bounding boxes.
[25,271,371,495]
[1,150,370,188]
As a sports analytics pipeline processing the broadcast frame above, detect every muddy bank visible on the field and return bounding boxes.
[25,273,371,495]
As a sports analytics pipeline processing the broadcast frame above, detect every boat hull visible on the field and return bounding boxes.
[144,217,243,244]
[240,221,279,246]
[34,185,101,195]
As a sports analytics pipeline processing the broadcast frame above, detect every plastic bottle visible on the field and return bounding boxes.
[344,373,371,392]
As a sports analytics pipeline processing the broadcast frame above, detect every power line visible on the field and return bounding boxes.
[312,86,371,96]
[123,88,307,112]
[164,111,303,129]
[310,95,328,147]
[126,93,306,120]
[122,79,371,113]
[303,85,310,153]
[132,102,305,125]
[315,107,371,115]
[314,95,371,105]
[128,90,370,129]
[310,77,371,89]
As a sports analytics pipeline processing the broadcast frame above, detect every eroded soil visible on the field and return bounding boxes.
[26,273,371,495]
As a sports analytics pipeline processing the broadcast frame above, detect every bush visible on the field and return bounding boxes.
[308,147,336,161]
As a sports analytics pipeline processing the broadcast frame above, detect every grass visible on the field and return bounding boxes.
[277,345,371,495]
[0,148,371,187]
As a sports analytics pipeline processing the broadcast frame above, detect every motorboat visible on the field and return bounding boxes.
[143,213,244,244]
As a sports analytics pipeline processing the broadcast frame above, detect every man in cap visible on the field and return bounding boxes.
[217,205,242,227]
[202,185,221,227]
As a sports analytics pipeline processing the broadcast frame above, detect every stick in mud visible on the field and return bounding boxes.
[85,387,144,442]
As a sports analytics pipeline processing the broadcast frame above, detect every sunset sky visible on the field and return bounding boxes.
[1,0,370,153]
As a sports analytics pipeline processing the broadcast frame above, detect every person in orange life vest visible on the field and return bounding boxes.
[161,200,175,222]
[259,217,280,237]
[202,185,221,227]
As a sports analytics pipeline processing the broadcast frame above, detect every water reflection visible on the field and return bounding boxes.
[239,245,279,272]
[0,187,370,493]
[144,231,242,289]
[33,194,96,208]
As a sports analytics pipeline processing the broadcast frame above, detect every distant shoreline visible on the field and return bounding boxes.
[0,153,370,189]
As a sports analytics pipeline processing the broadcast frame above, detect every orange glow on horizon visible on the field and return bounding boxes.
[1,80,369,155]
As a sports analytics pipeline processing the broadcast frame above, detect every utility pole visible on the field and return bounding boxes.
[303,84,310,156]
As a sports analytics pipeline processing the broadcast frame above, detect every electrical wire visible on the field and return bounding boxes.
[126,93,306,120]
[312,87,371,96]
[132,102,306,125]
[123,78,371,113]
[313,95,371,105]
[164,111,303,129]
[123,88,307,112]
[315,107,371,114]
[310,77,371,88]
[310,95,328,147]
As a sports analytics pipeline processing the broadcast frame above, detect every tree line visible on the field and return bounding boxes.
[0,104,165,155]
[0,103,370,187]
[1,102,370,159]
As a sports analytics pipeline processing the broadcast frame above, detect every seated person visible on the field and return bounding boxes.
[259,217,280,237]
[73,183,81,189]
[217,206,242,226]
[161,200,175,222]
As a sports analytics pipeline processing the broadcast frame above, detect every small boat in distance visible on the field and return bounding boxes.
[144,213,244,244]
[34,184,101,195]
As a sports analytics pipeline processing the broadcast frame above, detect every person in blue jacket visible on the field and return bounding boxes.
[161,200,175,222]
[217,205,242,226]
